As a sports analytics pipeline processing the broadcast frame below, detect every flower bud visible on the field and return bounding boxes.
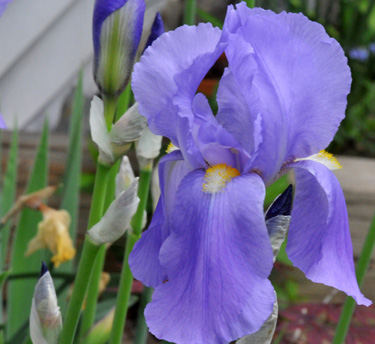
[90,96,147,165]
[144,12,164,52]
[265,185,293,262]
[30,262,62,344]
[88,178,139,245]
[93,0,146,97]
[135,126,162,170]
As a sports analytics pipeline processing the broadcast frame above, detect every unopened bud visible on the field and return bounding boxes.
[265,185,293,262]
[88,178,139,245]
[30,262,62,344]
[143,12,164,52]
[93,0,145,96]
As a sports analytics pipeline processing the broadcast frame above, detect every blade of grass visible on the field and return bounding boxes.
[6,121,49,341]
[332,209,375,344]
[57,71,84,315]
[0,126,18,328]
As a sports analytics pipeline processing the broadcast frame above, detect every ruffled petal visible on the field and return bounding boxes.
[287,160,371,306]
[216,68,262,158]
[129,151,191,287]
[145,170,275,343]
[132,23,224,144]
[223,4,351,182]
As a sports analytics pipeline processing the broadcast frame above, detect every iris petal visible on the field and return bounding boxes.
[145,170,275,344]
[129,151,191,287]
[223,4,351,182]
[132,24,223,145]
[287,160,371,306]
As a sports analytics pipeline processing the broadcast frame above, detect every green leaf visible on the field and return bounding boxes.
[0,126,18,326]
[1,127,19,265]
[6,121,49,341]
[57,71,84,315]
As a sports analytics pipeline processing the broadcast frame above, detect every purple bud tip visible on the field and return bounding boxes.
[144,12,165,52]
[265,184,293,220]
[40,261,48,277]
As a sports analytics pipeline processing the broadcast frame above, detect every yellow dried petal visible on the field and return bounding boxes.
[26,207,76,268]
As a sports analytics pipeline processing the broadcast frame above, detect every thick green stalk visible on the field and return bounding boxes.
[78,161,120,340]
[184,0,197,25]
[60,162,111,344]
[115,83,132,122]
[109,169,152,344]
[60,239,101,344]
[332,210,375,344]
[133,287,153,344]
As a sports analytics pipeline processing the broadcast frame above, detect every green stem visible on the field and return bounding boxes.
[78,98,120,343]
[60,239,101,344]
[109,169,152,344]
[246,0,255,8]
[60,161,111,344]
[133,287,153,344]
[103,95,117,131]
[332,210,375,344]
[184,0,197,25]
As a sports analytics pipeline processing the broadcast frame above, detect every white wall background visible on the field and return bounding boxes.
[0,0,170,132]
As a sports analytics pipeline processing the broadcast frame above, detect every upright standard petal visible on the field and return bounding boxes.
[223,3,351,182]
[132,23,224,144]
[145,170,275,343]
[287,160,371,306]
[93,0,145,96]
[129,150,191,287]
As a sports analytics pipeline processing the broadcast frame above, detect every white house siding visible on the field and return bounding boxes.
[0,0,169,132]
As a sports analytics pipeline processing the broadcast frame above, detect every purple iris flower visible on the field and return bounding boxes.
[92,0,145,96]
[129,3,371,343]
[0,0,12,17]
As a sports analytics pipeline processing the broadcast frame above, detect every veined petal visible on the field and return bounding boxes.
[145,170,275,343]
[223,4,351,182]
[129,150,192,287]
[93,0,145,96]
[132,23,224,144]
[287,160,371,306]
[216,68,262,158]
